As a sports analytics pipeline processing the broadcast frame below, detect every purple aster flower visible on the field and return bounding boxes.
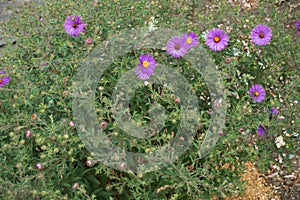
[64,15,87,37]
[249,84,266,103]
[205,28,229,51]
[296,20,300,34]
[256,124,266,137]
[167,36,188,58]
[0,71,10,87]
[134,54,156,80]
[182,31,198,49]
[269,107,279,120]
[250,24,272,46]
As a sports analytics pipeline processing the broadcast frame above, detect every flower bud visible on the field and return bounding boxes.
[69,121,75,127]
[36,163,43,170]
[25,130,31,138]
[86,160,93,167]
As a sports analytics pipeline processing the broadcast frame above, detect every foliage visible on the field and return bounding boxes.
[0,0,299,199]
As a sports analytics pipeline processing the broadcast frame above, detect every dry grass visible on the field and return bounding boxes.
[223,161,280,200]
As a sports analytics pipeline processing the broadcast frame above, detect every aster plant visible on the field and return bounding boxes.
[64,15,87,37]
[0,71,10,87]
[134,54,156,80]
[249,84,266,103]
[250,24,272,46]
[166,36,188,58]
[205,28,229,51]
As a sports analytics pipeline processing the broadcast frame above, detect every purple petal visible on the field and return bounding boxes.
[269,107,279,120]
[135,54,156,80]
[0,76,10,87]
[249,84,266,103]
[205,28,229,51]
[256,124,266,137]
[167,36,188,58]
[296,20,300,34]
[64,15,86,37]
[251,24,272,46]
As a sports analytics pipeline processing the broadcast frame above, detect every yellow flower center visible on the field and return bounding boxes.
[0,79,2,84]
[186,37,192,44]
[72,23,77,28]
[259,33,264,38]
[213,36,220,43]
[254,91,259,97]
[142,61,149,68]
[175,44,180,50]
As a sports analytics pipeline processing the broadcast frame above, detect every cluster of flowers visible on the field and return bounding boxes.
[1,16,299,89]
[60,15,298,138]
[206,24,273,52]
[248,84,279,137]
[55,16,300,81]
[134,23,276,80]
[167,32,199,58]
[135,31,199,80]
[135,23,276,80]
[0,15,297,172]
[134,24,274,80]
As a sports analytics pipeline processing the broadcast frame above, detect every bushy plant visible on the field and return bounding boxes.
[0,0,299,199]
